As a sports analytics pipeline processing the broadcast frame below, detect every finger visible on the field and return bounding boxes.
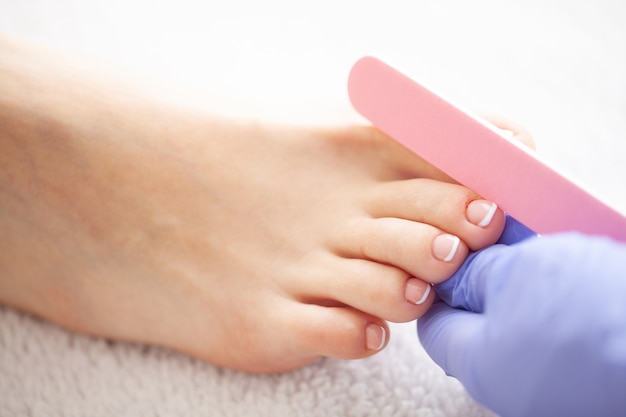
[417,302,484,380]
[481,114,536,150]
[434,244,510,312]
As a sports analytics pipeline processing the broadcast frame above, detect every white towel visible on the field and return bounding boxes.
[0,307,493,416]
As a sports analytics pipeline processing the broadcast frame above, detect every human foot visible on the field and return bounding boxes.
[0,36,507,372]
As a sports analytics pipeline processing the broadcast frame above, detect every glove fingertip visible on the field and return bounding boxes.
[418,303,484,379]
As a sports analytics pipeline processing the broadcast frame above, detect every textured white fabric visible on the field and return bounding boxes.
[0,309,492,416]
[1,1,624,415]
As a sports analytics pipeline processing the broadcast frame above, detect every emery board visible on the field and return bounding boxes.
[348,56,626,243]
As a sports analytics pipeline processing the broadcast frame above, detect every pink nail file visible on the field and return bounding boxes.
[348,56,626,242]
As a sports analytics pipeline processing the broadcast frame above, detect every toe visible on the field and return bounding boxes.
[366,178,505,251]
[292,257,435,323]
[336,216,469,284]
[286,303,390,361]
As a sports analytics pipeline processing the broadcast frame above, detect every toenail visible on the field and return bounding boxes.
[466,200,498,228]
[405,278,432,305]
[365,323,386,351]
[432,234,461,262]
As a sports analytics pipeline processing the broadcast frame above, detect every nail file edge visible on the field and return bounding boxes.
[348,56,626,242]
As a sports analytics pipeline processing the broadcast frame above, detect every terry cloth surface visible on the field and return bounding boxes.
[0,308,493,416]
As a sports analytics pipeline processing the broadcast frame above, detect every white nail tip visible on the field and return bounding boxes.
[376,327,387,351]
[478,202,498,227]
[414,284,432,305]
[443,236,461,262]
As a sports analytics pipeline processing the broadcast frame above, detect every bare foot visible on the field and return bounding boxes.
[0,36,508,372]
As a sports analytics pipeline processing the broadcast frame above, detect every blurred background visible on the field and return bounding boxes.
[1,0,624,212]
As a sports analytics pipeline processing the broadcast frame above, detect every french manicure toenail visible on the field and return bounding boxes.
[467,200,498,227]
[365,323,386,351]
[432,234,460,262]
[405,278,432,305]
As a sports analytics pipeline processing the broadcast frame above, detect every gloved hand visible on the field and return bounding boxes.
[418,220,626,417]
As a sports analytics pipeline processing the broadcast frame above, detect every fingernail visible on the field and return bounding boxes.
[365,323,387,351]
[500,127,527,145]
[432,234,460,262]
[499,128,515,138]
[405,278,432,305]
[466,200,498,228]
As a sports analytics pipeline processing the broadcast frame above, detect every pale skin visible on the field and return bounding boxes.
[0,35,531,373]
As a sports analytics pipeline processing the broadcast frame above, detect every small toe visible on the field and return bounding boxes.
[287,303,390,361]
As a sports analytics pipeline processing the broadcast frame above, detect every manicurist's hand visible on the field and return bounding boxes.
[419,218,626,417]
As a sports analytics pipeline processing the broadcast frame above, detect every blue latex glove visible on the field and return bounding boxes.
[418,219,626,417]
